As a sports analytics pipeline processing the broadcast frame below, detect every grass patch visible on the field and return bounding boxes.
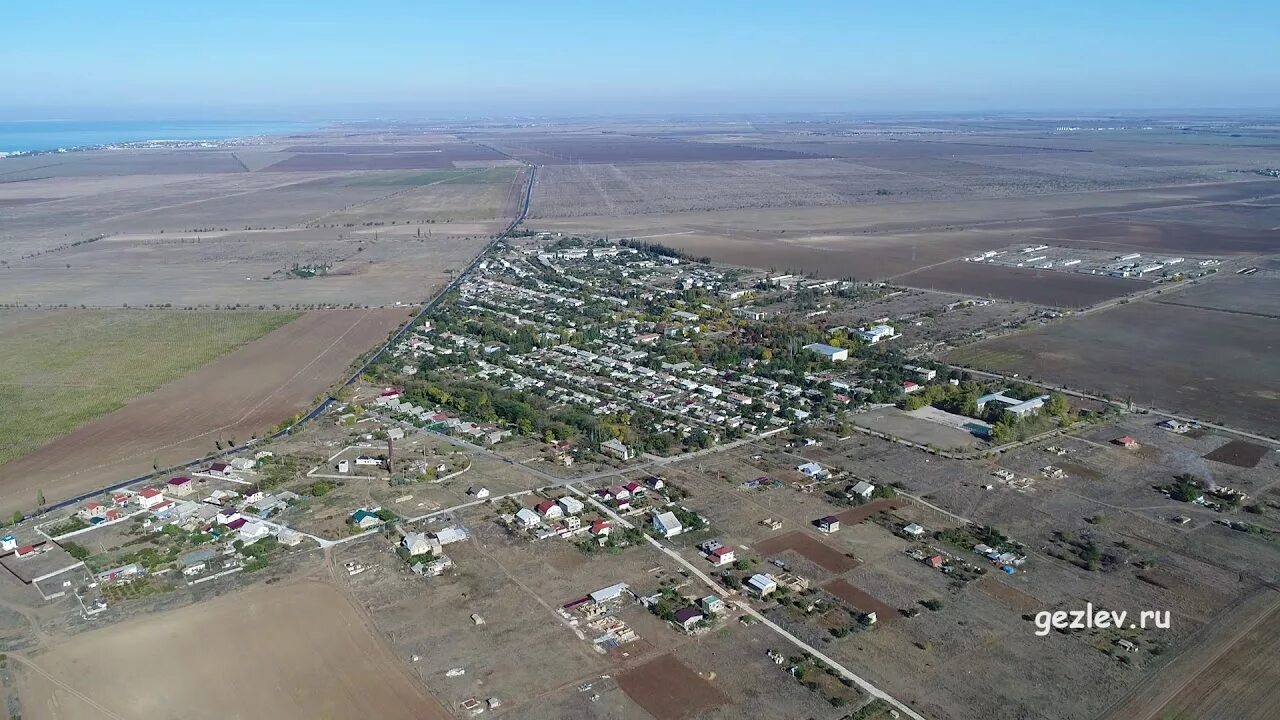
[0,309,300,464]
[946,346,1027,370]
[340,167,517,187]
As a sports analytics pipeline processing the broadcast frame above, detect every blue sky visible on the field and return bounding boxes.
[3,1,1278,119]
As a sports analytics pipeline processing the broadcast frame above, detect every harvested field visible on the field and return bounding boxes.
[259,142,508,170]
[1158,274,1280,317]
[17,580,449,720]
[821,579,899,622]
[949,300,1280,437]
[264,147,507,172]
[836,499,909,525]
[975,575,1041,613]
[0,149,250,179]
[528,160,965,218]
[1203,439,1270,468]
[754,531,860,573]
[615,653,730,720]
[896,261,1149,308]
[2,228,495,307]
[0,308,407,513]
[1034,213,1280,255]
[1101,590,1280,720]
[0,309,298,466]
[482,135,816,164]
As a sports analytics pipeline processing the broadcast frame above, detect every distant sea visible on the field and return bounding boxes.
[0,120,321,155]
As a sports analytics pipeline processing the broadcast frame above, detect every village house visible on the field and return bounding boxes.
[165,477,195,497]
[181,548,217,576]
[600,438,632,461]
[849,481,876,499]
[1113,436,1140,449]
[205,462,232,477]
[653,511,683,538]
[557,496,585,515]
[673,607,704,631]
[350,509,381,530]
[747,573,778,596]
[515,508,541,528]
[135,488,165,509]
[707,545,735,566]
[402,533,439,557]
[237,521,271,544]
[77,501,107,521]
[535,500,563,519]
[816,516,841,534]
[699,595,725,614]
[797,462,826,479]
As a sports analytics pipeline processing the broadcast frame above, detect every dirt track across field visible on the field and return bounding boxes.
[0,308,408,513]
[16,579,451,720]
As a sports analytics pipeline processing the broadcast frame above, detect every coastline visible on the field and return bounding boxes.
[0,120,326,159]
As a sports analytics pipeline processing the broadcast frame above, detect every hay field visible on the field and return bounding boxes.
[0,308,407,513]
[0,309,298,467]
[17,580,449,720]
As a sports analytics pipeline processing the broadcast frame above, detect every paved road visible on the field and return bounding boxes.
[564,484,928,720]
